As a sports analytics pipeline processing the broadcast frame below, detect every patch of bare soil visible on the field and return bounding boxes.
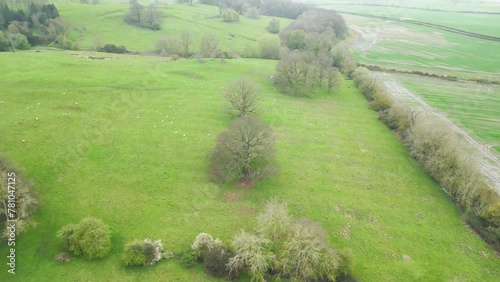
[236,180,254,188]
[223,191,242,202]
[70,53,112,60]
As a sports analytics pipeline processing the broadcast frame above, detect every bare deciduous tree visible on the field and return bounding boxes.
[326,67,339,93]
[180,29,194,57]
[200,33,218,58]
[225,78,260,117]
[275,51,307,96]
[209,115,275,183]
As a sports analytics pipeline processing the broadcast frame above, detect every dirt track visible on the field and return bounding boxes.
[375,72,500,194]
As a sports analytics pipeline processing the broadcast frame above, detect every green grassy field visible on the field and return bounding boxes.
[60,3,292,53]
[394,74,500,153]
[319,3,500,37]
[316,0,500,13]
[0,50,499,281]
[343,14,500,80]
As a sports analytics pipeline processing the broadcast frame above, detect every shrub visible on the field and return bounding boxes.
[482,201,500,227]
[287,29,306,50]
[101,44,127,54]
[57,217,112,259]
[337,249,354,279]
[228,231,275,281]
[181,249,199,267]
[0,31,10,51]
[256,199,293,246]
[191,232,222,258]
[258,35,281,59]
[12,33,31,50]
[222,9,239,22]
[170,54,179,61]
[204,247,237,279]
[370,90,393,111]
[122,238,171,266]
[267,18,280,34]
[122,240,146,266]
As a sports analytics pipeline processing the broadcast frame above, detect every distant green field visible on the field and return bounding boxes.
[395,74,500,153]
[319,4,500,37]
[343,14,500,80]
[0,51,499,281]
[60,3,292,53]
[316,0,500,13]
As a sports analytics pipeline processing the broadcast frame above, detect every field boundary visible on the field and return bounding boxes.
[321,3,500,15]
[339,11,500,41]
[374,72,500,194]
[359,63,500,85]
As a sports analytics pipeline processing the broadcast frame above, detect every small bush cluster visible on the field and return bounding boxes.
[275,50,340,97]
[57,217,112,259]
[351,67,393,111]
[185,200,354,281]
[204,247,237,279]
[191,232,222,257]
[122,238,172,266]
[100,44,127,54]
[222,9,239,23]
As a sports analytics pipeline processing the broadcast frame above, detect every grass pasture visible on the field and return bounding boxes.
[319,3,500,37]
[61,3,292,53]
[342,14,500,80]
[394,74,500,153]
[316,0,500,13]
[0,51,499,281]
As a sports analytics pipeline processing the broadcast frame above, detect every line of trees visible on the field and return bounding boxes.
[275,50,340,97]
[272,9,347,97]
[209,78,277,184]
[349,65,500,252]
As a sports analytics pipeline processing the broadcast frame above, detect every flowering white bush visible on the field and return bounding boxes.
[191,233,222,257]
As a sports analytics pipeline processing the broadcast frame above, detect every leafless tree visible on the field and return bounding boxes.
[180,29,194,57]
[209,115,275,183]
[225,78,260,117]
[326,67,340,93]
[275,51,308,96]
[200,33,218,58]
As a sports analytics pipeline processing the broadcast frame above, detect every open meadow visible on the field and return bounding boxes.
[60,3,292,53]
[1,1,500,281]
[1,49,499,281]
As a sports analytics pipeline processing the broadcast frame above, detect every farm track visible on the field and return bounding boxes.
[339,11,500,41]
[374,72,500,194]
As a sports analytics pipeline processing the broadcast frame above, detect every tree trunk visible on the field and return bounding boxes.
[7,34,16,52]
